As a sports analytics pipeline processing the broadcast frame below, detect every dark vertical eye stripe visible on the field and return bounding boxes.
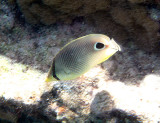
[52,60,60,80]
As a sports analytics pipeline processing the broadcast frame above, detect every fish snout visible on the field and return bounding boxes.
[110,39,121,51]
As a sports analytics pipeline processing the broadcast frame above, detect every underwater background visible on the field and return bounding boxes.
[0,0,160,122]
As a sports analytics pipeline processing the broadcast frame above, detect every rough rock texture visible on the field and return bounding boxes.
[7,0,160,52]
[110,6,159,51]
[87,5,160,52]
[1,0,160,122]
[14,0,110,25]
[0,0,15,32]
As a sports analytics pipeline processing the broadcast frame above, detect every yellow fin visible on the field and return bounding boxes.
[45,75,57,82]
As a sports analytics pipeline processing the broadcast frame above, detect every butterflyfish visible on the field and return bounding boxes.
[45,34,121,82]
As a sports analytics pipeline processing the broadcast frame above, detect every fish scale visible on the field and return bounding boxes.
[55,41,91,79]
[45,34,121,82]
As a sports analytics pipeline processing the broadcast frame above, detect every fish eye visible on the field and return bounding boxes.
[94,42,105,50]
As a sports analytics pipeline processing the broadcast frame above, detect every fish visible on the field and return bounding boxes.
[45,34,121,82]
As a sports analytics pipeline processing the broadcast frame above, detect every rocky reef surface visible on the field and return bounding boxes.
[7,0,160,52]
[0,0,160,122]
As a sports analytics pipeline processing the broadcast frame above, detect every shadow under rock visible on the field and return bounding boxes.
[89,90,142,123]
[93,109,142,123]
[0,95,59,123]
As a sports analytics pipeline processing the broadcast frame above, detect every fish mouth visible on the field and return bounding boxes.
[110,39,121,51]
